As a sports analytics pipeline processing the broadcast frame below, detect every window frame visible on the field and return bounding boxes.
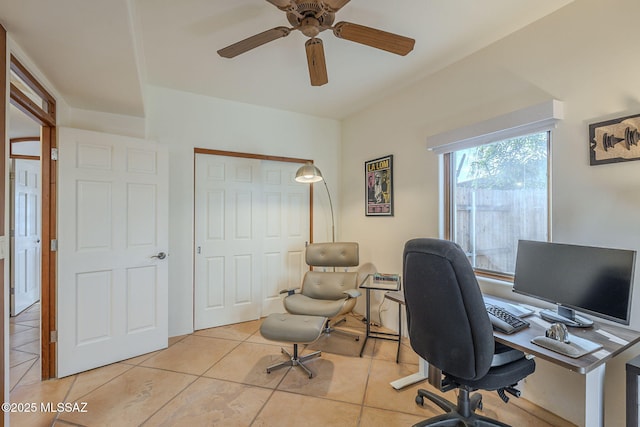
[443,131,552,282]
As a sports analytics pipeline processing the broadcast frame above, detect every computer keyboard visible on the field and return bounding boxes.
[482,296,534,318]
[485,303,530,334]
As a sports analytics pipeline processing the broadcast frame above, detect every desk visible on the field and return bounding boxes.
[392,295,640,426]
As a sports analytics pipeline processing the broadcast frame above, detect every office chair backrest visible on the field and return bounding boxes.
[403,238,494,381]
[302,242,359,300]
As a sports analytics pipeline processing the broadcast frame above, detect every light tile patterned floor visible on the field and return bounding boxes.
[9,309,576,426]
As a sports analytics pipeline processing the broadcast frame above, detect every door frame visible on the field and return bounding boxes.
[1,24,7,424]
[8,54,57,380]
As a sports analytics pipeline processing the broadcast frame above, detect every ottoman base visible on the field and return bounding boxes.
[266,344,322,378]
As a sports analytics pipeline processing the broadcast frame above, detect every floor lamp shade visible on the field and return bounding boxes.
[294,162,335,242]
[295,162,323,183]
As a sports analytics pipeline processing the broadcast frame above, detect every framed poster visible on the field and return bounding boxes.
[365,155,393,216]
[589,113,640,165]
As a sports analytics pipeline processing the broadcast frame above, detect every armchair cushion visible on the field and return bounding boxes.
[283,294,351,317]
[306,242,359,267]
[302,271,358,300]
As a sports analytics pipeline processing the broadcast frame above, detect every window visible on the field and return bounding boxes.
[445,132,550,279]
[429,100,562,280]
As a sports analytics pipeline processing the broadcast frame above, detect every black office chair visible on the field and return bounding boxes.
[403,238,536,427]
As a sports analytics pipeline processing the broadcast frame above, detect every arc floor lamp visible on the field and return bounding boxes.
[295,162,335,242]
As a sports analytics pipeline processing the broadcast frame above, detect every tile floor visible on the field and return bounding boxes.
[9,309,576,426]
[10,302,42,392]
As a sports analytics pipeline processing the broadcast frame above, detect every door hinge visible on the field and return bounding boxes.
[9,172,15,180]
[50,330,58,343]
[50,239,58,251]
[10,287,15,295]
[51,148,58,161]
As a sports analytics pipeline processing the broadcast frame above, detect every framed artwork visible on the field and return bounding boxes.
[589,113,640,165]
[365,155,393,216]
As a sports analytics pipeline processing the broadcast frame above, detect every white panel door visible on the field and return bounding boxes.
[261,160,308,316]
[10,159,41,316]
[57,127,169,377]
[194,154,262,329]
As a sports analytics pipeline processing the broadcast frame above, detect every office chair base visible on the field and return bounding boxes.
[265,344,321,379]
[323,317,360,341]
[414,388,510,427]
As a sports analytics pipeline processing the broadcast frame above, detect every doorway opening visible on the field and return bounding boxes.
[8,54,57,382]
[8,109,42,389]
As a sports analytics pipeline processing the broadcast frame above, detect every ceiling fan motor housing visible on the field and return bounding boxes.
[286,1,336,35]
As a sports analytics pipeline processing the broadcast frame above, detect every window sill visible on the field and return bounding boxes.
[476,274,553,310]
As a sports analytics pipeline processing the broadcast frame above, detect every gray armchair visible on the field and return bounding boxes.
[282,242,361,340]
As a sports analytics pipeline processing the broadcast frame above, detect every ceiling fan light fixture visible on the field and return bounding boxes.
[300,17,321,37]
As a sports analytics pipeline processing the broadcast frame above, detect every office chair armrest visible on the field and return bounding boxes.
[342,289,361,299]
[279,288,300,296]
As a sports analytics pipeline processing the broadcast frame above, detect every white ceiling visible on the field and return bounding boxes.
[8,104,39,139]
[1,0,574,121]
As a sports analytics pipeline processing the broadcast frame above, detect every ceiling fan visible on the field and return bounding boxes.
[217,0,415,86]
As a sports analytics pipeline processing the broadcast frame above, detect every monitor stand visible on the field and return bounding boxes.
[539,306,594,328]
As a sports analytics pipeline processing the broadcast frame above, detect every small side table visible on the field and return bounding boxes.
[359,274,402,360]
[384,290,405,363]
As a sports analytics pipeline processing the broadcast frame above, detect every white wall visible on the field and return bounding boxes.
[145,86,341,336]
[60,107,146,140]
[340,0,640,425]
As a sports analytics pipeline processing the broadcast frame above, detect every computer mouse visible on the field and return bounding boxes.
[546,323,570,344]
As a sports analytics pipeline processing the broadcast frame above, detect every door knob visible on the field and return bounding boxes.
[151,252,167,260]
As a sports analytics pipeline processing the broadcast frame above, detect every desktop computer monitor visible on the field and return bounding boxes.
[513,240,636,326]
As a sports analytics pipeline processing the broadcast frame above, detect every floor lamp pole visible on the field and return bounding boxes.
[322,179,335,242]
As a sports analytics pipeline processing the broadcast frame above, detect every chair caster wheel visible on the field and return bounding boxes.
[355,337,360,341]
[415,395,424,406]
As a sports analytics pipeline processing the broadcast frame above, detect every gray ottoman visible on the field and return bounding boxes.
[260,313,327,378]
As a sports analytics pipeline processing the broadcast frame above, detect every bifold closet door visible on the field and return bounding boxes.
[194,154,308,330]
[260,160,308,316]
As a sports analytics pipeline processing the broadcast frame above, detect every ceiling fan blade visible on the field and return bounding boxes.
[333,22,415,56]
[305,38,328,86]
[217,27,291,58]
[322,0,351,12]
[265,0,294,8]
